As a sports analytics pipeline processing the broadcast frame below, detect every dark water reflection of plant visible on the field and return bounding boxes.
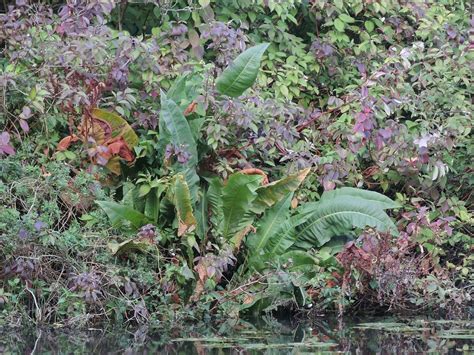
[0,317,472,354]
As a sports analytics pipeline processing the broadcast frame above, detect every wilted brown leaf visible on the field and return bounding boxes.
[57,134,79,151]
[183,101,198,116]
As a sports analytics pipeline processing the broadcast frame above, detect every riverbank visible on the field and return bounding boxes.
[1,0,472,335]
[1,316,472,353]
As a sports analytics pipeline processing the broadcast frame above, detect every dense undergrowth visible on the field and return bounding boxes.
[0,0,472,327]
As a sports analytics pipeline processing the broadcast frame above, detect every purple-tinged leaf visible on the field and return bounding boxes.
[0,132,15,156]
[19,119,29,133]
[34,221,46,231]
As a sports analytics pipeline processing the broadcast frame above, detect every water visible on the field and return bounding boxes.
[0,317,472,354]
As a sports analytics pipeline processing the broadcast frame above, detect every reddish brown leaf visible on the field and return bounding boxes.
[243,294,255,305]
[326,279,337,288]
[119,147,134,161]
[106,137,135,162]
[107,141,123,155]
[291,197,299,209]
[171,293,181,304]
[195,263,207,282]
[183,101,198,116]
[57,134,79,151]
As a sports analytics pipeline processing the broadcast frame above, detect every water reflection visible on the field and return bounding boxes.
[0,317,472,354]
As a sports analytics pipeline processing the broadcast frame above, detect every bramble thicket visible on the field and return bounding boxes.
[0,0,472,327]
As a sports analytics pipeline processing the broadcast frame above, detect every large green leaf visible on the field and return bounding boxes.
[183,168,200,204]
[167,72,203,110]
[216,43,270,97]
[206,177,223,214]
[122,181,138,208]
[188,117,205,141]
[159,91,199,200]
[167,74,188,103]
[144,188,160,223]
[320,187,400,209]
[205,176,224,231]
[159,91,198,167]
[144,182,168,223]
[195,190,209,239]
[168,174,196,236]
[221,173,263,240]
[247,194,294,253]
[278,250,320,273]
[252,168,310,213]
[246,194,295,271]
[293,197,398,249]
[96,201,149,230]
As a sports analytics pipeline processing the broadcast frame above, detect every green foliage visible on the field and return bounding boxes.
[201,170,310,247]
[251,168,310,213]
[219,173,263,241]
[243,187,398,272]
[245,194,294,271]
[320,187,401,210]
[159,92,198,165]
[96,201,149,230]
[159,91,200,195]
[1,0,472,326]
[216,43,270,97]
[167,174,196,237]
[293,197,398,249]
[107,237,155,256]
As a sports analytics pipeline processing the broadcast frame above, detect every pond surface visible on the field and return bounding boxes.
[0,317,472,354]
